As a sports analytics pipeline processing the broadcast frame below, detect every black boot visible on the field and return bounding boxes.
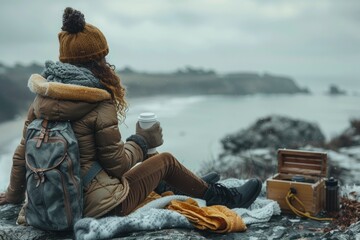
[203,178,262,209]
[154,171,220,195]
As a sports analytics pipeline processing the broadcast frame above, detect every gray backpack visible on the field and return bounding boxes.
[25,119,101,231]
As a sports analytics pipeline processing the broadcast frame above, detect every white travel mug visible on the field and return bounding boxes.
[138,112,158,154]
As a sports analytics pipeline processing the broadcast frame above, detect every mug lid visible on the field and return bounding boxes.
[138,112,157,122]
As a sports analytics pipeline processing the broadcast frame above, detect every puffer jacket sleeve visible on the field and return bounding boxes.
[95,102,144,178]
[6,104,35,203]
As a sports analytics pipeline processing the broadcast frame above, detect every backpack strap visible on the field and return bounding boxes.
[36,119,49,148]
[83,161,103,187]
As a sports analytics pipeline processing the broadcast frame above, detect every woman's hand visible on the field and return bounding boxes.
[0,192,9,205]
[136,121,164,148]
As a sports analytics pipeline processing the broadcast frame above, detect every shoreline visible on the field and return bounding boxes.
[0,116,24,150]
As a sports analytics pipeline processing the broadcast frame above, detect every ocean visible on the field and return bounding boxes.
[0,74,359,191]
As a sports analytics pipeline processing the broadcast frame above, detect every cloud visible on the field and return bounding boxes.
[0,0,359,76]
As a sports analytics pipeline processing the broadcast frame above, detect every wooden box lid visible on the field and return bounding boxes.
[277,149,327,177]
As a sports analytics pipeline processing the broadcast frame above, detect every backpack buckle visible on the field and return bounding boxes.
[36,121,49,148]
[34,172,46,187]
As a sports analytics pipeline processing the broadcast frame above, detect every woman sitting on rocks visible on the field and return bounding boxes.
[0,7,261,224]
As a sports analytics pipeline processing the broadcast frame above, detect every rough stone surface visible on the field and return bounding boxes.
[220,115,326,155]
[328,119,360,149]
[0,204,72,240]
[1,116,359,239]
[200,116,360,185]
[1,204,359,240]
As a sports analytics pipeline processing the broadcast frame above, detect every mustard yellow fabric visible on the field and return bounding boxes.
[166,198,247,233]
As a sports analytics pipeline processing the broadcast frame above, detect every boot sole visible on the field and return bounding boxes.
[239,178,262,209]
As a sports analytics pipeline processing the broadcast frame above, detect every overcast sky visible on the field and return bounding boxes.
[0,0,359,77]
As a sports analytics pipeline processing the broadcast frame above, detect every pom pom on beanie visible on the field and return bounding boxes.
[58,7,109,63]
[62,7,85,33]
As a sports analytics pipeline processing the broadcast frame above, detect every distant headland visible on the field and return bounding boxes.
[0,62,308,122]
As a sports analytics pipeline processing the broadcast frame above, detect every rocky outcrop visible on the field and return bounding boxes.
[1,115,359,239]
[207,115,326,181]
[199,116,360,185]
[199,146,360,185]
[195,115,360,239]
[327,119,360,149]
[220,115,325,156]
[0,204,71,240]
[1,199,359,239]
[327,84,347,95]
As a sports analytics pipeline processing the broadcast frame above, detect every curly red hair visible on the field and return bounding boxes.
[75,58,128,121]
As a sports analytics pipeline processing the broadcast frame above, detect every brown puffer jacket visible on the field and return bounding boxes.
[5,74,144,218]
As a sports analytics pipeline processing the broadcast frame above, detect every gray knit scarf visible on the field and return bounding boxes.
[41,60,105,89]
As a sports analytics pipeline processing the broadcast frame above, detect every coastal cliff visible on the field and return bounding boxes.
[121,67,308,97]
[0,63,308,123]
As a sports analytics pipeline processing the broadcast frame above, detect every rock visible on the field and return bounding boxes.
[199,146,360,185]
[328,119,360,149]
[321,147,360,185]
[220,115,325,156]
[0,204,72,240]
[200,116,360,185]
[2,115,359,239]
[322,221,360,240]
[327,84,346,95]
[1,203,358,240]
[198,147,278,182]
[196,115,360,239]
[199,115,326,180]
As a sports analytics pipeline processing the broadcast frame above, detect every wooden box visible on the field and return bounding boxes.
[266,149,327,215]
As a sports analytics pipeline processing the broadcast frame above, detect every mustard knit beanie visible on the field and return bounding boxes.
[58,7,109,63]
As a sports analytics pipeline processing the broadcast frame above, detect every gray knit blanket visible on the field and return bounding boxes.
[41,60,105,89]
[74,179,281,240]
